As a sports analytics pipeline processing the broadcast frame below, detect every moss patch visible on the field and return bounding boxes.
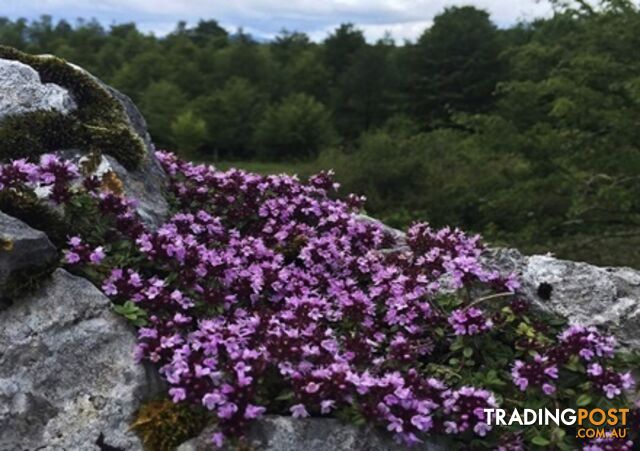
[130,399,211,451]
[1,263,57,302]
[0,46,144,170]
[0,190,69,246]
[0,191,61,300]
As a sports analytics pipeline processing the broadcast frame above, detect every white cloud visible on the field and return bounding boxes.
[4,0,555,41]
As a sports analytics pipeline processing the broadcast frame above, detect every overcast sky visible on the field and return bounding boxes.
[3,0,554,42]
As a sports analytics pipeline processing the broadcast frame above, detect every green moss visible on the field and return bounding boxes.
[0,45,144,169]
[83,123,146,170]
[1,263,57,302]
[130,399,212,451]
[0,190,69,246]
[0,111,79,161]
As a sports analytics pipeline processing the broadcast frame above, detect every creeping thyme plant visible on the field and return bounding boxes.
[1,152,638,450]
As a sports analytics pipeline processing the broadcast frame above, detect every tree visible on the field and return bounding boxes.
[272,30,311,64]
[280,49,330,100]
[139,81,187,147]
[188,20,228,46]
[110,52,166,102]
[192,77,266,159]
[323,23,366,79]
[412,6,504,126]
[254,94,335,160]
[333,42,400,136]
[212,33,274,87]
[171,110,207,157]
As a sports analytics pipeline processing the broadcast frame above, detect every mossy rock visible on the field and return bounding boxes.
[0,46,145,170]
[130,399,212,451]
[0,190,69,246]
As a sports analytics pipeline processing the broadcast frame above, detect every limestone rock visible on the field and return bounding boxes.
[92,74,169,228]
[177,416,448,451]
[63,64,170,228]
[0,59,76,121]
[0,269,156,450]
[484,248,640,348]
[0,211,57,299]
[59,149,169,229]
[1,54,169,228]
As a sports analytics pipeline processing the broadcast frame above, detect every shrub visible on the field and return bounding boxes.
[0,152,636,450]
[192,77,265,159]
[254,93,335,160]
[319,128,527,231]
[170,110,207,158]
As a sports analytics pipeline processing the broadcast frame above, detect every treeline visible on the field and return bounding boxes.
[0,8,506,158]
[2,0,640,267]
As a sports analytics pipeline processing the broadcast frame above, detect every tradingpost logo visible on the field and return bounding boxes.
[483,407,630,439]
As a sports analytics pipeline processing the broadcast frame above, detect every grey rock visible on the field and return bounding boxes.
[0,59,77,121]
[177,416,448,451]
[105,154,168,228]
[64,62,170,228]
[5,56,169,228]
[97,79,169,227]
[355,214,408,252]
[59,149,169,229]
[104,84,153,152]
[0,269,157,450]
[483,248,640,348]
[0,211,57,299]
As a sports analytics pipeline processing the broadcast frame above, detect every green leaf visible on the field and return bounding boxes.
[113,301,148,326]
[275,391,294,401]
[576,394,592,406]
[463,347,474,358]
[531,436,551,447]
[450,337,464,351]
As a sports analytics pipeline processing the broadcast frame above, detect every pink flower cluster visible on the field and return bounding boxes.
[448,307,493,336]
[0,154,79,203]
[405,223,520,291]
[583,437,634,450]
[557,326,633,399]
[63,236,105,265]
[4,152,633,448]
[556,325,616,361]
[511,354,559,395]
[94,151,524,447]
[586,363,634,399]
[442,386,497,436]
[512,325,633,399]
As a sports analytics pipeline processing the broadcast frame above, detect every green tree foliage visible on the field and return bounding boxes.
[411,6,504,126]
[139,81,186,147]
[254,94,335,160]
[2,2,640,267]
[467,0,640,264]
[320,127,526,230]
[192,77,265,159]
[333,40,401,137]
[323,23,366,79]
[170,110,207,157]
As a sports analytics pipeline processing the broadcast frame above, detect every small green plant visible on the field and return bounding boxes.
[113,301,148,326]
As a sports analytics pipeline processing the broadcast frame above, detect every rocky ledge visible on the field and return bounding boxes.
[486,248,640,349]
[0,269,153,450]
